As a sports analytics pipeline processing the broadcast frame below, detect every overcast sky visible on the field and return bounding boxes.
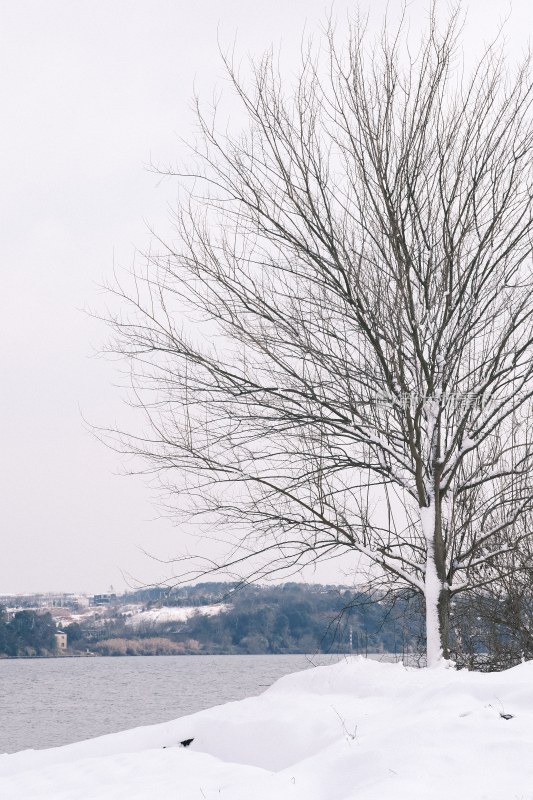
[1,0,530,594]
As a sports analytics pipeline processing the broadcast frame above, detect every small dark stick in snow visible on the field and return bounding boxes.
[180,738,195,747]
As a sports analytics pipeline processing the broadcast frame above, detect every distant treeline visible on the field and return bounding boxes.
[1,584,424,658]
[97,583,424,656]
[0,609,57,657]
[3,582,531,667]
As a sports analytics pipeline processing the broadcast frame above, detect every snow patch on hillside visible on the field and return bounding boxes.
[2,657,533,799]
[126,604,231,627]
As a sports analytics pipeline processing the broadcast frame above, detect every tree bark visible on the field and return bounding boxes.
[433,488,450,660]
[421,495,450,666]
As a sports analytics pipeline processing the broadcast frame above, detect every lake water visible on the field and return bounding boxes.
[0,654,359,754]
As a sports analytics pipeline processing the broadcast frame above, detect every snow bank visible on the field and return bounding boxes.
[2,657,533,799]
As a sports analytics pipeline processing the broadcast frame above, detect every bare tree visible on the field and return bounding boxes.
[106,7,533,666]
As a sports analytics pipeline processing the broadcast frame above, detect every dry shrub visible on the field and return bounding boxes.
[94,637,200,656]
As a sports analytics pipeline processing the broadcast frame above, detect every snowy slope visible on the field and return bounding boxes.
[127,604,231,627]
[2,657,533,799]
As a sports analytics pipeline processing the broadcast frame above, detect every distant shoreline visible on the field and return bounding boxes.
[0,652,99,660]
[0,649,388,660]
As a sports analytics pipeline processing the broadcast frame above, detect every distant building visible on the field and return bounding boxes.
[54,632,68,651]
[92,594,117,606]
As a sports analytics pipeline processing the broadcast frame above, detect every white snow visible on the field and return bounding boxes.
[2,657,533,799]
[126,604,231,627]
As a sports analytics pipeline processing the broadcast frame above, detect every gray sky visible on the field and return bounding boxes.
[1,0,529,594]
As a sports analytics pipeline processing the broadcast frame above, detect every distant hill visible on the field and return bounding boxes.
[1,583,424,657]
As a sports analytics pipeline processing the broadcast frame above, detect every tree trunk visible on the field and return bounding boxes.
[433,489,450,660]
[421,497,450,666]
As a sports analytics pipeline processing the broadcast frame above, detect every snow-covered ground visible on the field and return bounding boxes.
[126,604,231,627]
[2,657,533,799]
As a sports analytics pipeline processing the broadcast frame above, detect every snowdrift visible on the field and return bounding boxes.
[2,657,533,799]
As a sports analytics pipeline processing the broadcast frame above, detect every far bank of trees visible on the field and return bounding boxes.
[0,609,57,657]
[78,584,425,658]
[3,581,532,666]
[1,585,418,659]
